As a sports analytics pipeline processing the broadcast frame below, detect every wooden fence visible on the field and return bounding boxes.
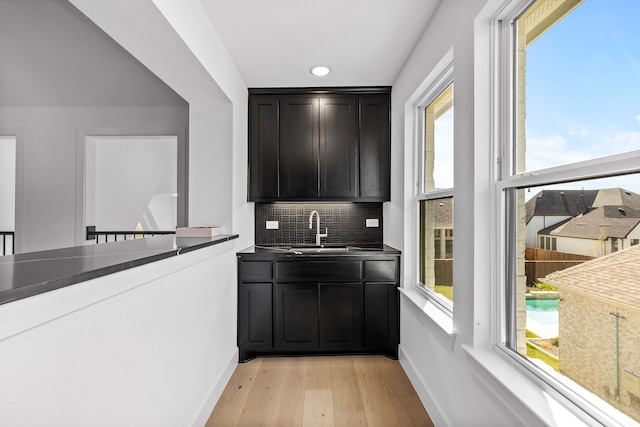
[428,248,593,287]
[525,248,593,286]
[435,259,453,287]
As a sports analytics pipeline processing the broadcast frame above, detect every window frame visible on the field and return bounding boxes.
[415,64,455,315]
[495,0,640,424]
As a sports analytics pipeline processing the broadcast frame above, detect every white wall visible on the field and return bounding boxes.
[0,0,190,253]
[390,0,516,424]
[0,136,16,231]
[554,234,640,258]
[0,106,189,253]
[526,216,571,247]
[0,1,251,424]
[188,102,235,231]
[388,0,592,425]
[69,0,254,251]
[0,241,239,426]
[555,235,605,257]
[148,0,253,249]
[88,135,178,231]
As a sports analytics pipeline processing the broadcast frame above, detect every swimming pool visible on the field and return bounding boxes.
[526,298,559,338]
[526,298,558,325]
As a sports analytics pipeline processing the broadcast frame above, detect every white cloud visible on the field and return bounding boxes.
[603,131,640,153]
[525,128,640,173]
[525,135,592,171]
[636,114,640,123]
[432,110,454,188]
[567,127,588,137]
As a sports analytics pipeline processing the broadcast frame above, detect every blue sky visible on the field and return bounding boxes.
[430,0,640,193]
[525,0,640,178]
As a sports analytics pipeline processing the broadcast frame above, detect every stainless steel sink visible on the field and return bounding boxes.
[291,246,349,253]
[254,245,384,254]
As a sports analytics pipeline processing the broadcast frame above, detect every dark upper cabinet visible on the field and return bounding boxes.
[359,95,391,199]
[280,95,319,199]
[248,88,391,202]
[319,96,358,198]
[248,96,279,199]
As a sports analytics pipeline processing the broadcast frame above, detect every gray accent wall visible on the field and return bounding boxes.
[0,0,189,253]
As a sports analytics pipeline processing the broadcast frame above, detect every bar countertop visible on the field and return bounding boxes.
[237,243,401,257]
[0,234,239,305]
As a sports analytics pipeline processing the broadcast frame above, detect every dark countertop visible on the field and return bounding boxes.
[0,234,238,305]
[237,243,401,257]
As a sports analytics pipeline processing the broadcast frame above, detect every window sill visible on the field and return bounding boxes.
[462,345,635,427]
[398,286,455,336]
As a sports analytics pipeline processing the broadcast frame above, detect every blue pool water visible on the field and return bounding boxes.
[526,298,558,325]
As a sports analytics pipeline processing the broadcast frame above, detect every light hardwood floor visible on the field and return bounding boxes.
[206,355,434,427]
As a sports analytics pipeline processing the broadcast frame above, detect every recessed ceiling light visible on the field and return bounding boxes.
[310,66,331,77]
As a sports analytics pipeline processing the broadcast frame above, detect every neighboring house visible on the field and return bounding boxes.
[526,188,640,257]
[543,245,640,423]
[433,198,453,260]
[525,189,598,248]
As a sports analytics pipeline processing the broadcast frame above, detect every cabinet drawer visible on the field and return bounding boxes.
[277,261,361,282]
[363,260,397,281]
[239,261,273,281]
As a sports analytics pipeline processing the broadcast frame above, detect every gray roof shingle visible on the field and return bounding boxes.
[549,207,640,239]
[525,189,598,224]
[529,188,640,239]
[543,244,640,310]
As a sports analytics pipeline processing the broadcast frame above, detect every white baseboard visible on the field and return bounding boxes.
[399,344,450,427]
[190,347,239,427]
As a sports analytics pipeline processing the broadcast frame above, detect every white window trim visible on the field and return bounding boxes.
[489,0,640,425]
[400,48,456,336]
[415,73,454,196]
[414,66,455,317]
[497,149,640,193]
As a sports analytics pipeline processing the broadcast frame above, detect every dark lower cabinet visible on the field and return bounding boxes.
[237,282,273,352]
[319,283,363,351]
[237,254,399,362]
[275,283,319,350]
[275,282,364,352]
[365,282,399,355]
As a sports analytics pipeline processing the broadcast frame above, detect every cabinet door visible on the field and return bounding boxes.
[280,96,319,199]
[319,283,363,351]
[319,96,358,198]
[275,283,319,351]
[359,95,391,200]
[248,96,279,200]
[238,282,273,358]
[365,282,399,356]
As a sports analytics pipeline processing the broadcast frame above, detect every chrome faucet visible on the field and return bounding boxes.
[308,210,328,246]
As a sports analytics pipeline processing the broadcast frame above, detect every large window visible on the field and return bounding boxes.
[499,0,640,424]
[418,80,454,309]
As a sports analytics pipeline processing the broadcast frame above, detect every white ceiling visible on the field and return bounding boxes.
[201,0,441,88]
